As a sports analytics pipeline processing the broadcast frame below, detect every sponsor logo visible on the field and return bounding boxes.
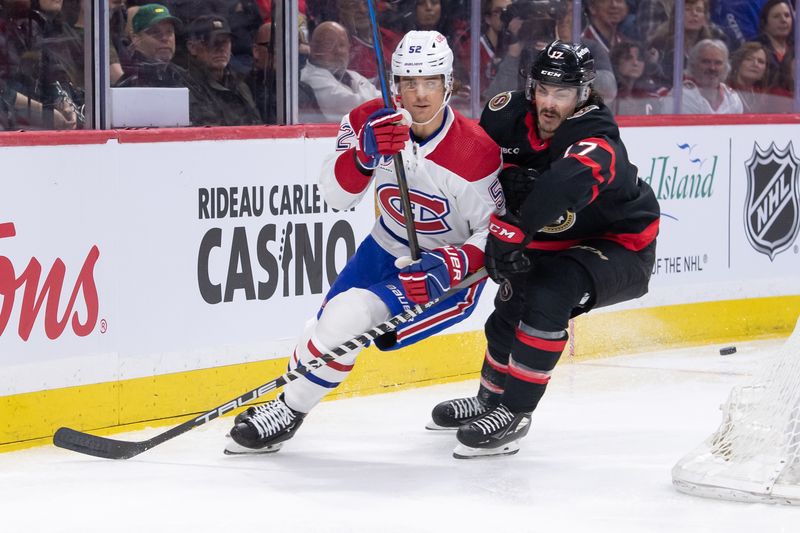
[197,185,357,304]
[639,143,717,200]
[540,70,562,78]
[489,222,518,241]
[575,46,590,59]
[0,222,101,341]
[501,147,520,155]
[488,92,512,111]
[540,211,576,233]
[377,184,451,234]
[744,142,800,261]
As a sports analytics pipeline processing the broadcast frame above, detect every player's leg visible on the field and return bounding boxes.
[427,281,524,430]
[226,287,392,454]
[455,255,593,458]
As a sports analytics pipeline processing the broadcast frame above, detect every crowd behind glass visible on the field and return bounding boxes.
[0,0,797,130]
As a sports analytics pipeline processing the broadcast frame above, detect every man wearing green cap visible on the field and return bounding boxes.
[116,4,187,88]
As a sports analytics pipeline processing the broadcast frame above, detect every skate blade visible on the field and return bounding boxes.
[425,420,458,431]
[223,440,284,455]
[452,441,520,459]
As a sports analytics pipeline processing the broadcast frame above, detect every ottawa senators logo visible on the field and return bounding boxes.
[488,92,512,111]
[540,211,576,233]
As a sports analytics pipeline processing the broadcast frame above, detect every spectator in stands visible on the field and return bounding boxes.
[0,78,76,129]
[675,39,743,114]
[633,0,672,43]
[337,0,402,81]
[247,21,322,123]
[485,2,617,104]
[583,0,632,54]
[648,0,727,86]
[755,0,795,94]
[115,4,188,88]
[610,41,667,115]
[727,41,770,112]
[712,0,768,50]
[300,20,379,122]
[185,14,261,126]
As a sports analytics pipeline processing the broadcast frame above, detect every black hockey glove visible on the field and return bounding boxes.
[498,166,538,214]
[485,212,533,282]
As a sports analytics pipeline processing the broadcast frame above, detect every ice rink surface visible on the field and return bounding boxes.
[2,339,799,533]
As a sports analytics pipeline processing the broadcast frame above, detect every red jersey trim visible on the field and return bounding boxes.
[524,111,551,152]
[308,340,354,372]
[461,243,485,272]
[333,148,372,194]
[426,113,501,183]
[601,218,660,251]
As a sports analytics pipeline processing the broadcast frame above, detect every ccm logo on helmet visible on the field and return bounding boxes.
[540,69,562,78]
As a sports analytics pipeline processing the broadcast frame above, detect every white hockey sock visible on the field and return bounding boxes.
[283,288,391,413]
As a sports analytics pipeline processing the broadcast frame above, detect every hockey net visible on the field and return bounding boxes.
[672,317,800,505]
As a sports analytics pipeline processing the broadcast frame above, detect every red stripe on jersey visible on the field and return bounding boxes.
[307,340,354,372]
[484,349,508,373]
[333,148,372,194]
[515,329,568,352]
[525,239,582,250]
[397,284,478,340]
[426,113,501,183]
[524,111,551,152]
[603,218,660,251]
[508,361,552,384]
[461,243,485,272]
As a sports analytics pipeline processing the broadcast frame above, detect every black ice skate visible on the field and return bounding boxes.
[224,394,305,455]
[426,396,495,430]
[453,404,531,459]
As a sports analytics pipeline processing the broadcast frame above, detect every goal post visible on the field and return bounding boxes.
[672,317,800,505]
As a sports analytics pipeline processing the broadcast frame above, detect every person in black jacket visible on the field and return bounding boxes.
[428,40,661,459]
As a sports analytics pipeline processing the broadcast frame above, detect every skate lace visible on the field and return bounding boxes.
[451,397,487,419]
[473,405,515,435]
[250,399,296,439]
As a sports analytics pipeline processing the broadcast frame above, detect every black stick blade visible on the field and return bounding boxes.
[53,427,148,460]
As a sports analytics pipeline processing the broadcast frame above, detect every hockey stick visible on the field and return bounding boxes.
[53,268,488,460]
[365,0,420,260]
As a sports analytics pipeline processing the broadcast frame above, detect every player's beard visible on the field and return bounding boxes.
[537,107,563,137]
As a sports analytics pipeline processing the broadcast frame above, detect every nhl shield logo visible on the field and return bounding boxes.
[743,141,800,261]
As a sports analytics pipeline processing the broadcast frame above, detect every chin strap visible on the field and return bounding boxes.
[409,89,453,127]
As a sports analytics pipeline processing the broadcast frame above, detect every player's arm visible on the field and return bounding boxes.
[319,100,410,211]
[398,147,503,304]
[518,136,618,233]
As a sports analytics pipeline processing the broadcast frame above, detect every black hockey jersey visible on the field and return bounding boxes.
[480,91,660,252]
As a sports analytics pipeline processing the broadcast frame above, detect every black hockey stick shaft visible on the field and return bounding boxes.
[53,268,487,460]
[365,0,420,260]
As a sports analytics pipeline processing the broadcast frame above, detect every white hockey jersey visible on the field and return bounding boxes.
[319,98,504,272]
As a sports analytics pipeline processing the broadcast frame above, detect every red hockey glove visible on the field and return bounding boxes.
[485,213,533,282]
[397,246,468,304]
[357,108,410,169]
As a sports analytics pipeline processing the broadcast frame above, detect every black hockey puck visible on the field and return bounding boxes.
[719,346,737,356]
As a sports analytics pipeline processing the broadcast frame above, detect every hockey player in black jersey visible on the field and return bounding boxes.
[429,40,661,458]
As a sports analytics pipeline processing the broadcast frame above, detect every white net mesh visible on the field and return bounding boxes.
[672,318,800,505]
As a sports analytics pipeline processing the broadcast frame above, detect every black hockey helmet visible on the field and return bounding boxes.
[527,40,596,105]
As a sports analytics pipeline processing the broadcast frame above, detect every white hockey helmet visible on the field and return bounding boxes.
[390,30,454,102]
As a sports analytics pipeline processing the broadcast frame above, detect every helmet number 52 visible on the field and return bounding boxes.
[408,46,422,53]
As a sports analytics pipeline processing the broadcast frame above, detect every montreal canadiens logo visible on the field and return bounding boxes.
[377,184,451,234]
[744,141,800,261]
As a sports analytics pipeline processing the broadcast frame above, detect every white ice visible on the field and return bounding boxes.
[2,340,798,533]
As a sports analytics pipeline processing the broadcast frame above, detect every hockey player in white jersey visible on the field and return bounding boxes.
[225,30,504,454]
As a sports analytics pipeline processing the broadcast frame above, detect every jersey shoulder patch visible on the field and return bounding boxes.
[428,112,501,183]
[488,91,513,111]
